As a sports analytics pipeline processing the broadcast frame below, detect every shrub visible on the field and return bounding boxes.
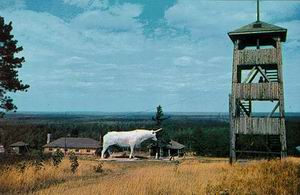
[93,162,104,173]
[16,162,26,173]
[68,152,79,174]
[31,150,44,170]
[52,150,64,166]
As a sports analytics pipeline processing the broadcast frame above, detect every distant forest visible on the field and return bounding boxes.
[0,113,299,157]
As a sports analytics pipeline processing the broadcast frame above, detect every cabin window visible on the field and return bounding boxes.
[49,148,53,151]
[86,149,90,152]
[75,149,79,152]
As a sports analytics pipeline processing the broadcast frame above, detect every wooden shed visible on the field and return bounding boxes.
[10,141,29,154]
[148,140,185,158]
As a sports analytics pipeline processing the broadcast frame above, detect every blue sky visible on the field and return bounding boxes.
[0,0,300,112]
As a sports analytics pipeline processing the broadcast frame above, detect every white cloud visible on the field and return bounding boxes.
[1,5,233,111]
[63,0,93,8]
[173,56,203,67]
[279,20,300,50]
[165,1,254,38]
[165,0,300,38]
[262,2,300,22]
[70,3,143,32]
[1,1,299,112]
[63,0,109,9]
[0,0,25,10]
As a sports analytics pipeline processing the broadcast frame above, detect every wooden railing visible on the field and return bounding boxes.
[233,117,283,135]
[237,48,277,65]
[233,83,280,100]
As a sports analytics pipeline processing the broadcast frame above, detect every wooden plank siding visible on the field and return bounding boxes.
[233,83,280,100]
[237,48,277,65]
[233,117,283,135]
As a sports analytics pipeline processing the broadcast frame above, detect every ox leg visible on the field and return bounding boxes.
[101,144,110,159]
[129,144,135,159]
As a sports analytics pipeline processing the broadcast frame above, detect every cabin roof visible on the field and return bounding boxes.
[10,141,29,147]
[228,21,287,42]
[167,140,185,150]
[43,137,101,149]
[148,139,185,150]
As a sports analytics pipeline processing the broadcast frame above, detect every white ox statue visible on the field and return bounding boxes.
[101,128,162,159]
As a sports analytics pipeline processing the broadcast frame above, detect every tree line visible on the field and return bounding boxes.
[1,114,299,157]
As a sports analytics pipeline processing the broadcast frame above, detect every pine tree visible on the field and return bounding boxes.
[152,105,170,158]
[152,105,169,127]
[0,16,29,116]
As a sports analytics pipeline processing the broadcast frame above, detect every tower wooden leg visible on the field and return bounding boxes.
[280,133,287,158]
[230,133,236,164]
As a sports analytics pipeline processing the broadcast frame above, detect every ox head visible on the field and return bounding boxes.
[150,128,162,141]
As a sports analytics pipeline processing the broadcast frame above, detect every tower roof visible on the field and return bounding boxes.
[228,21,287,43]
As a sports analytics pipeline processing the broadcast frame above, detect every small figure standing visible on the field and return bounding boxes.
[258,76,264,83]
[169,154,175,161]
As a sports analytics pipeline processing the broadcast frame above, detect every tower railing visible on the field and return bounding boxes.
[233,83,280,100]
[237,48,277,65]
[233,117,284,135]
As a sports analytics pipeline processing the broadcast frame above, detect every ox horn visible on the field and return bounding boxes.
[154,128,163,132]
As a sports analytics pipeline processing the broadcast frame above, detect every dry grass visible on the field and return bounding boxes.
[0,159,121,194]
[207,159,300,195]
[0,157,299,195]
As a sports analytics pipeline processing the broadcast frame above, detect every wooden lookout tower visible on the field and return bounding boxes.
[228,0,287,162]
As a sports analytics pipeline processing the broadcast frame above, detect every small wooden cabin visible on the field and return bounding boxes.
[10,141,29,154]
[43,137,101,155]
[148,140,185,158]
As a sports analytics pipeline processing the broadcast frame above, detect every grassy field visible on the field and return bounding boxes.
[0,157,299,195]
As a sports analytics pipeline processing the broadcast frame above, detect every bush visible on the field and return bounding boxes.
[52,150,64,166]
[68,152,79,174]
[193,127,229,157]
[93,162,103,173]
[16,162,26,173]
[31,150,44,169]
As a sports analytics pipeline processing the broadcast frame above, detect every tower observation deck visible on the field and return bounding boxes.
[228,0,287,162]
